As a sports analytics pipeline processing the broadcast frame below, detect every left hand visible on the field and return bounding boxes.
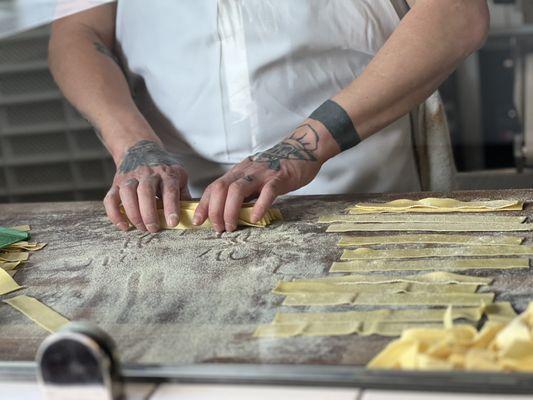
[192,123,326,232]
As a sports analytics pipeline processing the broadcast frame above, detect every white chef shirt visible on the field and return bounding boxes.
[115,0,421,197]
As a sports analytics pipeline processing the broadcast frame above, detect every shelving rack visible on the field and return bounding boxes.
[0,25,114,203]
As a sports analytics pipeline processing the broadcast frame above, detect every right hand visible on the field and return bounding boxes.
[103,140,190,233]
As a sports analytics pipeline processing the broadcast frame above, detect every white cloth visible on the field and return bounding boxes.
[116,0,420,197]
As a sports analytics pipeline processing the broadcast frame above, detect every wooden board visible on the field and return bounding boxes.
[0,189,532,367]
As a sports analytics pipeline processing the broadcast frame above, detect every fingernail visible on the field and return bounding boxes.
[214,225,224,233]
[116,222,129,231]
[146,223,160,232]
[192,215,200,226]
[168,213,179,227]
[226,223,237,232]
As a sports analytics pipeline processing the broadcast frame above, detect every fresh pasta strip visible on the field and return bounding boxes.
[330,258,529,273]
[123,201,282,229]
[0,251,29,262]
[6,242,47,251]
[349,198,523,213]
[9,225,31,232]
[282,292,494,306]
[302,271,493,285]
[3,295,69,333]
[254,321,448,338]
[327,222,533,233]
[367,303,533,372]
[0,268,23,295]
[320,214,526,224]
[273,307,484,324]
[338,234,524,247]
[0,261,21,271]
[484,302,518,322]
[341,246,533,260]
[273,281,479,295]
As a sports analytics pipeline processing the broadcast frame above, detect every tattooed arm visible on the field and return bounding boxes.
[49,4,188,232]
[194,0,489,233]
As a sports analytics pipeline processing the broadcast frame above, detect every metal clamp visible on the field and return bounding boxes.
[36,322,124,400]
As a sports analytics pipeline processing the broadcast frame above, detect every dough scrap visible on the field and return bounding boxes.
[350,198,523,213]
[338,234,524,247]
[0,261,22,271]
[9,225,31,232]
[123,201,282,230]
[273,281,479,295]
[3,295,69,333]
[341,246,533,260]
[0,268,23,295]
[320,214,526,224]
[282,292,494,306]
[327,222,533,233]
[5,242,46,251]
[330,258,529,273]
[303,271,493,285]
[367,303,533,372]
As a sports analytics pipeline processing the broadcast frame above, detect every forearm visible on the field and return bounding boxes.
[312,0,489,159]
[49,24,160,164]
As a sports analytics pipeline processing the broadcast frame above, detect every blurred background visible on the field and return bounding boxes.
[0,0,532,203]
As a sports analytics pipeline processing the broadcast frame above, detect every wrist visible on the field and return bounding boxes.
[301,118,342,164]
[100,119,163,165]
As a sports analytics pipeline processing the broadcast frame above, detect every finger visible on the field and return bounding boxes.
[193,189,210,226]
[137,175,161,233]
[224,177,260,232]
[207,180,229,233]
[103,186,129,231]
[119,178,146,231]
[252,180,285,223]
[161,177,180,228]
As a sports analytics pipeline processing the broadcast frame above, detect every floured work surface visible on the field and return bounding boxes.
[1,190,533,368]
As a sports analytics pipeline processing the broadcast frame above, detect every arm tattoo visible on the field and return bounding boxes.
[119,140,182,174]
[250,124,319,171]
[93,41,120,65]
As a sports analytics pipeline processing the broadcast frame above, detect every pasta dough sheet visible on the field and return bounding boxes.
[3,295,69,333]
[349,198,523,213]
[341,246,533,260]
[273,281,480,295]
[330,258,529,273]
[320,214,526,224]
[327,222,533,233]
[282,292,495,306]
[303,271,493,285]
[0,268,23,295]
[338,234,524,247]
[254,321,449,338]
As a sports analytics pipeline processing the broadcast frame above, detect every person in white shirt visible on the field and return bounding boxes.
[49,0,489,233]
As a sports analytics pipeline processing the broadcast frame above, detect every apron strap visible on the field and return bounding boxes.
[389,0,410,19]
[389,0,457,192]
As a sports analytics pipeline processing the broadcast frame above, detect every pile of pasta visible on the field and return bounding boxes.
[369,304,533,372]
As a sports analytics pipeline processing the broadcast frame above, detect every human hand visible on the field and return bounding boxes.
[193,123,327,233]
[104,140,190,232]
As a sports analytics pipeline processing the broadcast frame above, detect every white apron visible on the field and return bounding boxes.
[115,0,420,197]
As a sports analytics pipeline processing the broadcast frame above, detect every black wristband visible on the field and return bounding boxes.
[309,100,361,152]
